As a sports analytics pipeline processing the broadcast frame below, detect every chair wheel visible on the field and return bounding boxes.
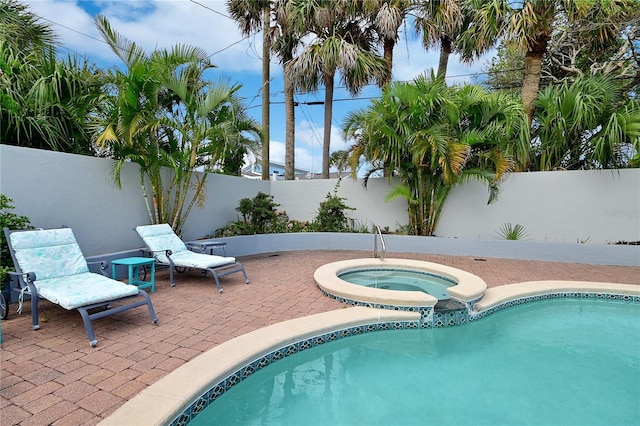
[0,291,7,320]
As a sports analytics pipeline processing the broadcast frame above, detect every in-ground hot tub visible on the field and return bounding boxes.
[314,258,488,311]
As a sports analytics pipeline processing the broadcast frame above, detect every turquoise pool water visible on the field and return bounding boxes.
[191,299,640,425]
[338,268,454,300]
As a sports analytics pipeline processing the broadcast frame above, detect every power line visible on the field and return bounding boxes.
[35,9,259,67]
[189,0,235,21]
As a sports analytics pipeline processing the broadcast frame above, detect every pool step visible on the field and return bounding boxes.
[434,299,466,313]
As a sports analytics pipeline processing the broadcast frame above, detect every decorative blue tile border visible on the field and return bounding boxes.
[469,292,640,321]
[169,320,420,426]
[318,287,435,325]
[171,291,639,426]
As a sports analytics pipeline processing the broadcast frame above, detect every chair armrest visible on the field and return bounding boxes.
[87,260,110,277]
[8,270,37,291]
[140,248,173,258]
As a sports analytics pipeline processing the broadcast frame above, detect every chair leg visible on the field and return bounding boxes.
[168,263,176,287]
[31,292,40,330]
[240,265,249,284]
[77,307,99,347]
[139,290,158,323]
[212,273,223,293]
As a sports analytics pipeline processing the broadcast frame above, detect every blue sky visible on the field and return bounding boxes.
[25,0,491,174]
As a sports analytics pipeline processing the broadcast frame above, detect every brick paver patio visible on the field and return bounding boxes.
[1,249,638,425]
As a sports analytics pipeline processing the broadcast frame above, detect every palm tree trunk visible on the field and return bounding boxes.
[521,50,544,126]
[284,63,296,180]
[436,36,451,81]
[322,72,335,179]
[382,37,394,85]
[261,6,271,180]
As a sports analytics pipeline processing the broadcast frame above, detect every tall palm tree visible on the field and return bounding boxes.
[344,74,529,235]
[287,0,390,178]
[359,0,412,84]
[271,0,305,180]
[227,0,272,180]
[459,0,633,124]
[413,0,467,80]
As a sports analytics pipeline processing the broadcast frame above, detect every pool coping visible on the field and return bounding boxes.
[314,258,488,306]
[99,307,420,426]
[99,280,639,426]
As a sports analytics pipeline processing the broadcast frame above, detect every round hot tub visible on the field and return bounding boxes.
[314,258,488,310]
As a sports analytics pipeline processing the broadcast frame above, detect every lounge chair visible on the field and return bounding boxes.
[3,227,158,347]
[135,224,249,293]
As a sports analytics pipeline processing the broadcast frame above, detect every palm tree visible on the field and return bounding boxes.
[287,0,390,178]
[0,0,57,51]
[344,74,529,235]
[92,16,259,234]
[0,0,103,153]
[359,0,412,83]
[533,75,640,170]
[227,0,272,180]
[413,0,467,80]
[459,0,633,124]
[271,0,306,180]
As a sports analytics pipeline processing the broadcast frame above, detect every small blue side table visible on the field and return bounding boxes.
[112,257,155,292]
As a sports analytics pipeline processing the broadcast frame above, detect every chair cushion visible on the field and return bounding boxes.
[170,251,236,269]
[136,224,188,262]
[10,228,89,280]
[34,272,139,310]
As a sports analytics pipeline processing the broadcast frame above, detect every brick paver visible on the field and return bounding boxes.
[1,249,638,425]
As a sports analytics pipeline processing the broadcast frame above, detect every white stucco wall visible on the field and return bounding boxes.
[436,169,640,244]
[269,177,408,231]
[1,145,638,256]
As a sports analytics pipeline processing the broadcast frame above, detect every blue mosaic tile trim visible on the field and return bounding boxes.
[469,292,640,321]
[318,287,434,320]
[169,320,420,426]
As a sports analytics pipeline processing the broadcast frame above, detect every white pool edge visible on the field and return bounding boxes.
[99,307,419,426]
[99,280,639,426]
[314,258,488,306]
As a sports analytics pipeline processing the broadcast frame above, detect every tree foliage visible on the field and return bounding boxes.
[344,74,529,236]
[532,75,640,170]
[91,16,260,234]
[0,0,104,154]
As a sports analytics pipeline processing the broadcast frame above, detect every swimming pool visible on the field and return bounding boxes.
[338,267,455,300]
[190,299,640,425]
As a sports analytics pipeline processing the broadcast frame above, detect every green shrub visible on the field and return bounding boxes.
[216,192,288,236]
[312,182,356,232]
[496,223,530,240]
[1,195,33,288]
[216,183,367,236]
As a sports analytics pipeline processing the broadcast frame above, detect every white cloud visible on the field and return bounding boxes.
[26,0,264,73]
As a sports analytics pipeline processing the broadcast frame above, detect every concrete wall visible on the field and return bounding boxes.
[272,170,640,245]
[1,145,638,257]
[0,145,267,256]
[270,177,408,231]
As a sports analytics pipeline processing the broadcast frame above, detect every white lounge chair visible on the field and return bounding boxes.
[3,227,158,347]
[135,224,249,293]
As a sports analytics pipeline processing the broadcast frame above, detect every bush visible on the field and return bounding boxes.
[313,189,356,232]
[215,182,366,236]
[216,192,289,236]
[1,194,33,288]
